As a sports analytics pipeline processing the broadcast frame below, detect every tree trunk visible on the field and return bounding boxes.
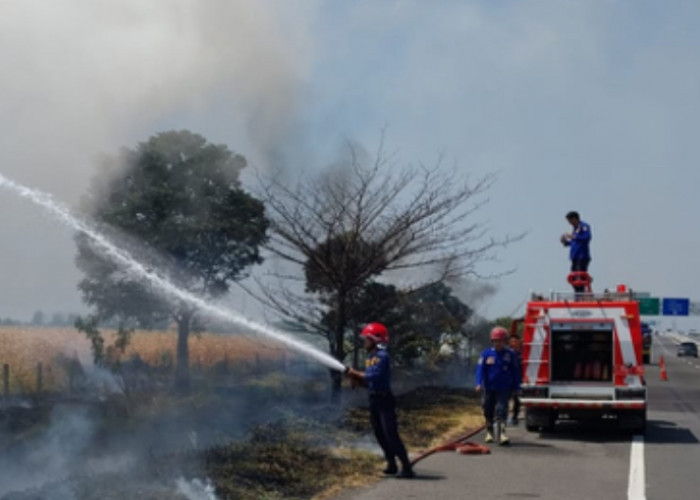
[352,328,361,370]
[330,292,347,401]
[175,311,192,392]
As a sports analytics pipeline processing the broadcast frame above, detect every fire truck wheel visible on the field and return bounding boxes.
[619,410,646,434]
[525,409,556,432]
[542,412,556,432]
[634,410,647,435]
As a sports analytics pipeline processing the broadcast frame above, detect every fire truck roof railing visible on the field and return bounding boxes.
[531,291,638,302]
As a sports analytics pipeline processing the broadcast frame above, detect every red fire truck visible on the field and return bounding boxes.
[517,274,647,433]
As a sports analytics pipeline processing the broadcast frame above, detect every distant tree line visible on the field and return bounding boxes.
[0,311,82,327]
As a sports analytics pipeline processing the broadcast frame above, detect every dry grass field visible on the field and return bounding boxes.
[0,326,289,393]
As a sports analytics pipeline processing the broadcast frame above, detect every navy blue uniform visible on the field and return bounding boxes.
[510,348,523,422]
[476,347,521,426]
[564,221,592,291]
[365,348,411,470]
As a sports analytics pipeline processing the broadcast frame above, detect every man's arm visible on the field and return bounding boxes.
[345,367,367,388]
[346,353,389,386]
[475,353,485,392]
[511,355,522,391]
[572,224,591,242]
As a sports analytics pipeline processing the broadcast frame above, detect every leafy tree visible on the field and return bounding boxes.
[392,282,472,366]
[49,312,67,327]
[493,316,515,331]
[31,310,45,326]
[327,281,473,368]
[75,130,268,390]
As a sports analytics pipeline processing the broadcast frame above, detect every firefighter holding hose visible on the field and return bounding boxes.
[476,326,521,445]
[345,323,415,479]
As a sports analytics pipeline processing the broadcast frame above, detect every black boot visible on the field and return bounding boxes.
[397,465,416,479]
[383,461,398,475]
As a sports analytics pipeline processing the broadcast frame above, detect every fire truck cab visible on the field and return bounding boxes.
[518,277,646,433]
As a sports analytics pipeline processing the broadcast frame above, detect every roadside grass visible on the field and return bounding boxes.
[344,386,483,448]
[205,420,380,500]
[205,387,482,500]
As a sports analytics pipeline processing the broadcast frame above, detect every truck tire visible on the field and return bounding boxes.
[525,409,555,432]
[619,410,646,434]
[541,411,556,432]
[635,410,647,435]
[525,409,539,432]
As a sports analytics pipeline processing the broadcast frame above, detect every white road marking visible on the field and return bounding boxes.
[628,434,646,500]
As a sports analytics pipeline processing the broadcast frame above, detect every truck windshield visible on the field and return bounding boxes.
[550,323,614,382]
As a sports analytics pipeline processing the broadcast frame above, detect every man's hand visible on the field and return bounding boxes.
[475,385,482,394]
[560,233,571,246]
[345,367,363,379]
[345,368,366,389]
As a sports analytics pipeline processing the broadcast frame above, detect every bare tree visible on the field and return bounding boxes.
[254,136,517,396]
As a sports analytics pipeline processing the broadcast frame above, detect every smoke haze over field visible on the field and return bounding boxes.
[1,1,700,325]
[0,0,315,319]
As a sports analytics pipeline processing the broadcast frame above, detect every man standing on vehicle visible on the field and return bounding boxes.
[476,327,521,445]
[345,323,415,479]
[560,211,592,293]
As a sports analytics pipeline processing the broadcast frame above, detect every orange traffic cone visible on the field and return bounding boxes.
[659,355,668,381]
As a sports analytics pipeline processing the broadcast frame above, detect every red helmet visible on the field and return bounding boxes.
[490,326,508,342]
[361,322,389,344]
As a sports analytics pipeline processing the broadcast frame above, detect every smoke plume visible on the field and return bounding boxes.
[0,0,316,319]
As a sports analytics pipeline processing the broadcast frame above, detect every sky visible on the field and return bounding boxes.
[1,0,699,329]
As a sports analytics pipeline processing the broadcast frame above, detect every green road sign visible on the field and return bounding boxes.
[638,297,660,315]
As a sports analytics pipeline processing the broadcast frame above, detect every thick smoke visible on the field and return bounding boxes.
[0,3,325,496]
[0,0,316,319]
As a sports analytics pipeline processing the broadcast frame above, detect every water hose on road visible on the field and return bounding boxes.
[411,425,490,466]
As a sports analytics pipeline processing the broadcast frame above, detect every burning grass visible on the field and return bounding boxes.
[0,326,482,499]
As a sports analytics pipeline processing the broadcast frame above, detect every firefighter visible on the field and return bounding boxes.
[345,323,415,479]
[476,326,521,445]
[560,211,592,293]
[508,333,523,425]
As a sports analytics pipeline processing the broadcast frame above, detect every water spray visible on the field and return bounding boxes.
[0,173,347,373]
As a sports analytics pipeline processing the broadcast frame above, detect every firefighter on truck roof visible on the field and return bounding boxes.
[345,323,415,479]
[560,210,592,294]
[476,326,521,445]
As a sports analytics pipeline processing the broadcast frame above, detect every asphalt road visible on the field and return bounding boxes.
[338,335,700,500]
[645,335,700,500]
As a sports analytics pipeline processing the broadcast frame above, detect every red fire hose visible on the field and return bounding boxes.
[411,425,490,466]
